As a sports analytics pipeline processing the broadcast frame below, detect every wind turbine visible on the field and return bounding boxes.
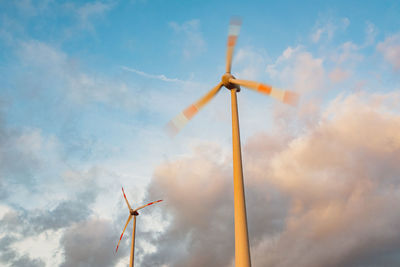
[116,187,163,267]
[166,18,298,267]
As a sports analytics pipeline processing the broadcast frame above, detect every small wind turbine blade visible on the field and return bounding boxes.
[226,17,242,73]
[165,82,223,136]
[122,187,132,211]
[134,199,163,212]
[115,215,132,253]
[229,78,299,106]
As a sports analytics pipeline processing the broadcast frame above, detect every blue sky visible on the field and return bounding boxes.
[1,1,400,266]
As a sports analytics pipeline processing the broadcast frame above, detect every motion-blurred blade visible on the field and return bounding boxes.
[115,215,132,253]
[229,78,299,106]
[226,17,242,73]
[134,199,163,211]
[166,82,223,136]
[122,187,132,211]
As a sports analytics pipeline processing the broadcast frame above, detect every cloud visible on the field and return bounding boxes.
[169,19,206,59]
[329,67,349,83]
[15,40,143,109]
[234,47,268,80]
[364,21,378,46]
[311,17,350,43]
[0,125,106,267]
[141,145,236,267]
[333,41,363,65]
[76,1,113,21]
[140,141,289,267]
[251,92,400,267]
[0,158,140,266]
[266,46,325,93]
[0,199,92,237]
[0,234,45,267]
[0,235,45,267]
[377,33,400,70]
[139,91,400,267]
[0,116,61,189]
[121,66,185,83]
[67,1,114,31]
[60,218,121,267]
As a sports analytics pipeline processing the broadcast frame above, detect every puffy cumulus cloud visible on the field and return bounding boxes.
[0,235,45,267]
[169,19,206,59]
[60,218,121,267]
[266,46,325,93]
[0,199,91,236]
[142,144,236,267]
[0,187,98,266]
[234,47,269,80]
[15,40,143,109]
[141,91,400,267]
[250,92,400,267]
[0,110,63,191]
[0,233,45,267]
[141,142,289,267]
[377,33,400,70]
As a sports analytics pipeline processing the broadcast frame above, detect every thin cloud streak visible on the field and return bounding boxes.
[121,66,186,83]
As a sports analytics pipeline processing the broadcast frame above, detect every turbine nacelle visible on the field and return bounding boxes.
[222,73,240,91]
[130,210,139,216]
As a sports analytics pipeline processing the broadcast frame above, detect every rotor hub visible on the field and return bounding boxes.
[221,73,240,91]
[130,210,139,216]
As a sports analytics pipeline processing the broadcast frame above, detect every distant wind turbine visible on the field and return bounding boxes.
[115,187,163,267]
[166,18,299,267]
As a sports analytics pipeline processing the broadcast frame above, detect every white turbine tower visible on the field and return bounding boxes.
[115,187,163,267]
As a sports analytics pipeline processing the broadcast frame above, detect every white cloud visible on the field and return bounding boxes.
[364,21,378,46]
[12,229,63,267]
[266,46,325,93]
[253,92,400,267]
[73,1,114,31]
[377,33,400,70]
[233,47,268,80]
[169,19,206,59]
[76,1,113,21]
[17,40,143,109]
[334,41,363,64]
[141,91,400,267]
[311,17,350,43]
[121,66,186,83]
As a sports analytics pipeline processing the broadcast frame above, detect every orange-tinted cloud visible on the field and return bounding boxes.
[142,92,400,267]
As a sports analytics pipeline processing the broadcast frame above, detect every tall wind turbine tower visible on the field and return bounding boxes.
[167,18,298,267]
[116,187,163,267]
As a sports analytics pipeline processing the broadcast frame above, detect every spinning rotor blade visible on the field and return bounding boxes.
[134,199,163,212]
[166,82,223,136]
[121,187,132,211]
[226,17,242,73]
[229,79,299,106]
[115,215,132,253]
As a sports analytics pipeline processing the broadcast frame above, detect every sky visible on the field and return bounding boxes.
[0,0,400,266]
